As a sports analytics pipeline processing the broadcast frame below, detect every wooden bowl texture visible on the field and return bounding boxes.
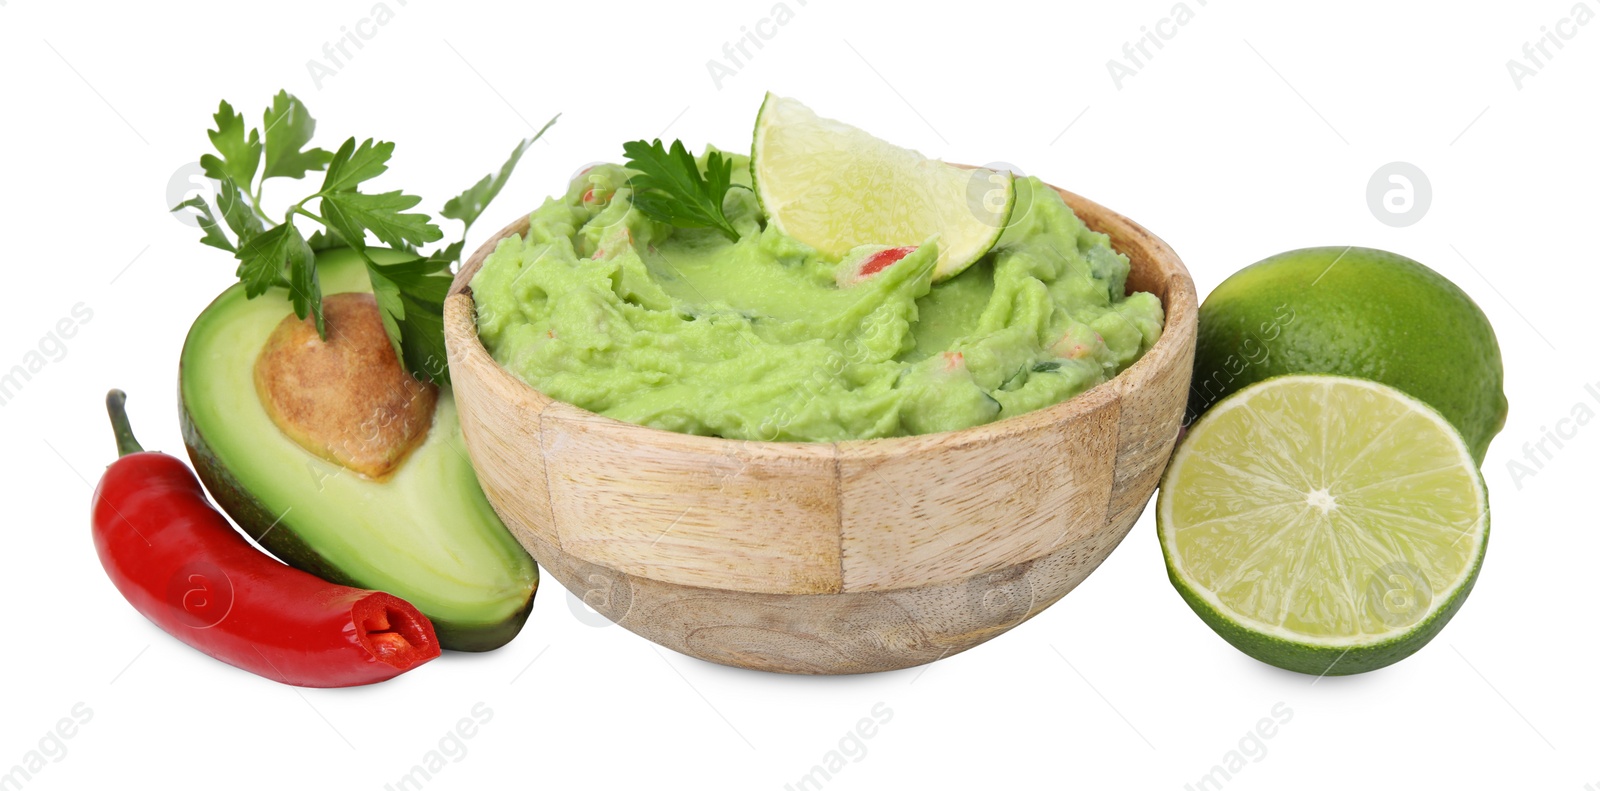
[443,182,1197,674]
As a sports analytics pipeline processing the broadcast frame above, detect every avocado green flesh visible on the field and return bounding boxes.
[471,159,1166,441]
[179,248,537,651]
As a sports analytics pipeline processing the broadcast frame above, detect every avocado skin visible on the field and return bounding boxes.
[175,262,537,653]
[177,390,536,651]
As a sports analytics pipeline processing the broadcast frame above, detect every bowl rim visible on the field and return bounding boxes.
[444,180,1196,460]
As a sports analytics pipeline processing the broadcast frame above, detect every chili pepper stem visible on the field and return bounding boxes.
[105,389,145,457]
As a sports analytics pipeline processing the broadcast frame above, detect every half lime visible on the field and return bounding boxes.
[1158,375,1489,675]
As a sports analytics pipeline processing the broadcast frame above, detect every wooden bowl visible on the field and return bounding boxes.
[443,183,1197,674]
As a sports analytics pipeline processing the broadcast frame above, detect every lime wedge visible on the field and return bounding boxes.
[751,93,1014,281]
[1157,375,1489,675]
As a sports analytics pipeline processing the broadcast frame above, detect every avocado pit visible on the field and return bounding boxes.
[254,292,437,480]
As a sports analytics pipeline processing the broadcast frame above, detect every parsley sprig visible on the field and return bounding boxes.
[172,90,557,384]
[621,139,746,242]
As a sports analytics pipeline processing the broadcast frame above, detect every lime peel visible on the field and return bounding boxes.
[1158,374,1489,675]
[751,93,1013,281]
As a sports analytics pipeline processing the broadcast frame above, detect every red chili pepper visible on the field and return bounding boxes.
[91,390,440,688]
[860,246,916,277]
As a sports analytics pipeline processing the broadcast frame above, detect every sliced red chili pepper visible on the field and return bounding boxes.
[91,390,440,688]
[860,246,916,277]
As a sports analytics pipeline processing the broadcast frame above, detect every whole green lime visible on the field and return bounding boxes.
[1189,247,1507,464]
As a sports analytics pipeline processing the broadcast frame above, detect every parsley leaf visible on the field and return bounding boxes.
[367,267,406,348]
[200,100,262,190]
[322,190,443,250]
[369,258,454,383]
[262,90,333,181]
[285,231,323,335]
[393,287,450,383]
[429,240,466,268]
[306,229,343,252]
[234,224,301,298]
[234,223,320,333]
[216,176,265,245]
[171,195,234,252]
[371,256,453,300]
[622,139,743,242]
[443,115,559,239]
[179,91,556,383]
[321,138,394,194]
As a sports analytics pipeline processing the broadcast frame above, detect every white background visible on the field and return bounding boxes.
[2,1,1596,789]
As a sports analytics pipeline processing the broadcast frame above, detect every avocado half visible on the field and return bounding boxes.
[178,248,537,651]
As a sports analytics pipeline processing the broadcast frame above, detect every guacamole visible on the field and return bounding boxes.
[470,154,1164,442]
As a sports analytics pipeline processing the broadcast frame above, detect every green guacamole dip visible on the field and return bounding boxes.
[470,153,1164,442]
